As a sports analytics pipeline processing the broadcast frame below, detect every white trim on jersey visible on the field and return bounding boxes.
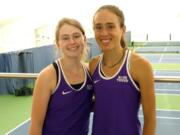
[52,59,61,94]
[83,64,93,81]
[59,59,87,92]
[98,50,128,80]
[126,50,140,92]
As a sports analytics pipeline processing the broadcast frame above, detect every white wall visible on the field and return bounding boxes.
[0,18,35,52]
[0,17,56,53]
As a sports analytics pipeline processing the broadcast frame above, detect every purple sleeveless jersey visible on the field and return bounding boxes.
[92,50,142,135]
[42,61,93,135]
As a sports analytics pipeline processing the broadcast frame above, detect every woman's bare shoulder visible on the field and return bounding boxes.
[130,52,153,82]
[89,55,101,75]
[36,64,57,92]
[130,52,152,68]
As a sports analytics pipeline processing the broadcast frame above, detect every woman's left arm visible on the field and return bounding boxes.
[131,53,156,135]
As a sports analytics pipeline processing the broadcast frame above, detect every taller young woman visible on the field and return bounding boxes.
[29,18,93,135]
[89,5,156,135]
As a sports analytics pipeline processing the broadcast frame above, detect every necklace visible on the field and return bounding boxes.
[102,50,125,68]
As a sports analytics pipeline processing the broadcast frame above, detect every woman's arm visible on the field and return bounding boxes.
[29,65,56,135]
[131,53,156,135]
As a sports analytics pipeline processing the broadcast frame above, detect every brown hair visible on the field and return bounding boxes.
[93,5,127,49]
[55,18,88,61]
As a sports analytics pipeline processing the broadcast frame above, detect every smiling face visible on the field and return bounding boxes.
[93,9,126,52]
[57,24,85,60]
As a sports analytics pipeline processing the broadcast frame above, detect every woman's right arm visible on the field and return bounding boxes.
[29,65,56,135]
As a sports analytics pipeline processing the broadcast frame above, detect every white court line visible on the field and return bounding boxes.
[139,108,180,112]
[156,88,180,92]
[139,115,180,120]
[158,54,164,63]
[156,109,180,112]
[154,71,180,73]
[164,47,168,52]
[4,118,30,135]
[156,93,180,96]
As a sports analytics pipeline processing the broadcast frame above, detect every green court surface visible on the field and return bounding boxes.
[152,63,180,71]
[0,95,32,135]
[156,94,180,110]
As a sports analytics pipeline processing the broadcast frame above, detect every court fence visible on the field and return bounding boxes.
[0,72,180,95]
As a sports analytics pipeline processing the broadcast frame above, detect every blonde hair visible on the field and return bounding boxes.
[55,18,89,61]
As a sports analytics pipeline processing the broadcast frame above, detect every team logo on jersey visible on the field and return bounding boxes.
[117,76,128,83]
[62,91,72,95]
[86,84,93,90]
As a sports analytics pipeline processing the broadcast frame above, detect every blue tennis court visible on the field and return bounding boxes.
[140,54,180,63]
